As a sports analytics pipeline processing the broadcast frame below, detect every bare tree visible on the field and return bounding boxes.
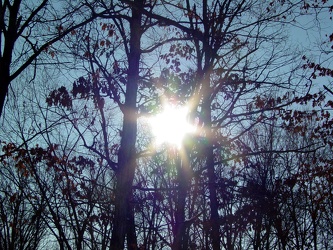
[0,145,47,250]
[0,0,105,117]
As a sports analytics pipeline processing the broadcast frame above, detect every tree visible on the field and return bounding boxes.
[45,0,166,248]
[2,0,333,249]
[109,1,143,248]
[0,0,104,117]
[0,143,47,250]
[152,0,306,249]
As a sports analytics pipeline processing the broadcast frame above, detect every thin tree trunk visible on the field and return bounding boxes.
[173,156,188,250]
[202,98,221,250]
[200,0,221,247]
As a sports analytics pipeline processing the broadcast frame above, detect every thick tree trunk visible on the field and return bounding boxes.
[110,1,142,249]
[0,0,19,118]
[111,158,137,250]
[0,33,14,118]
[0,73,9,118]
[126,201,138,250]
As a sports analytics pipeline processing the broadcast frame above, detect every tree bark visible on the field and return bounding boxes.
[110,1,143,249]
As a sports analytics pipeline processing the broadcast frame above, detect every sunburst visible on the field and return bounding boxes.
[148,103,196,149]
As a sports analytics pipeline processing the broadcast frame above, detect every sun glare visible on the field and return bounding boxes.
[149,104,196,148]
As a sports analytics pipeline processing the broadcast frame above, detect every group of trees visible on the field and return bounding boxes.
[1,0,333,249]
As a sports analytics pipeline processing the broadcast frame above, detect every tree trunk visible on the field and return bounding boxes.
[127,200,138,250]
[202,98,221,250]
[173,155,189,250]
[0,0,20,118]
[0,71,9,118]
[0,33,14,117]
[200,1,221,247]
[110,1,142,249]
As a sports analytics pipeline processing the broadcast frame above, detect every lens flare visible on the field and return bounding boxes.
[149,104,196,148]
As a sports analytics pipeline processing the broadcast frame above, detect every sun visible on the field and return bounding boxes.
[149,103,196,148]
